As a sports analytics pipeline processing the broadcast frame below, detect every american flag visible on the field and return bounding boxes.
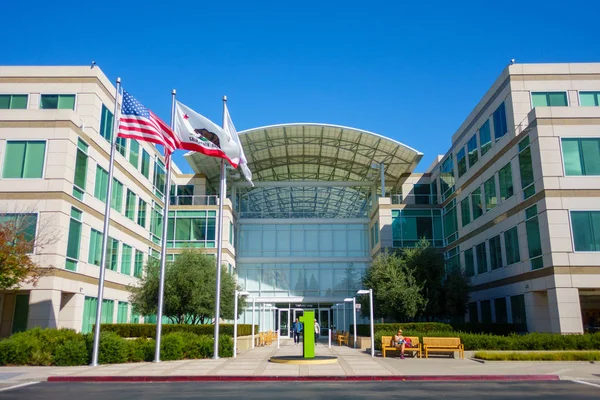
[117,90,179,158]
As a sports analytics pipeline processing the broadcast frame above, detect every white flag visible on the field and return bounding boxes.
[223,103,253,186]
[174,101,241,167]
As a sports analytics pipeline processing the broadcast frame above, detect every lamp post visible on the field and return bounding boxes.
[344,297,357,349]
[233,290,250,359]
[357,289,374,357]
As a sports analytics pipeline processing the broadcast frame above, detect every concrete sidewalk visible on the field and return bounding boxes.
[1,339,599,385]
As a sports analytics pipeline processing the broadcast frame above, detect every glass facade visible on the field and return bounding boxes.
[562,138,600,176]
[392,209,443,248]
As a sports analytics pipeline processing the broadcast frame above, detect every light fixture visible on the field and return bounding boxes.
[357,290,370,295]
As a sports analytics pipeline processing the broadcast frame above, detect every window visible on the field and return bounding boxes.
[413,184,431,205]
[498,162,514,201]
[102,299,114,323]
[464,248,475,277]
[111,179,124,213]
[229,221,234,245]
[82,296,98,333]
[150,204,163,243]
[443,201,458,245]
[66,207,83,271]
[0,94,27,109]
[467,133,478,168]
[476,242,487,274]
[532,92,568,107]
[88,228,102,266]
[371,221,379,248]
[484,176,497,211]
[494,298,508,323]
[468,302,479,323]
[129,140,140,168]
[479,120,492,155]
[511,294,527,330]
[0,213,38,253]
[489,235,502,270]
[141,150,150,179]
[444,246,460,271]
[460,197,471,227]
[94,166,109,202]
[137,198,147,228]
[457,148,467,178]
[493,102,508,140]
[73,138,88,200]
[134,250,144,278]
[108,237,119,271]
[125,190,136,220]
[570,211,600,251]
[580,91,600,107]
[99,105,114,142]
[430,180,438,205]
[167,210,221,248]
[121,244,132,275]
[481,300,492,323]
[40,94,75,110]
[518,136,535,199]
[504,226,520,265]
[117,302,129,324]
[153,159,166,197]
[2,141,46,178]
[391,209,443,248]
[440,156,455,200]
[471,187,483,220]
[116,137,127,157]
[562,138,600,176]
[525,205,543,269]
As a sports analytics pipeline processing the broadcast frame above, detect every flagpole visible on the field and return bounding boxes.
[213,96,228,359]
[91,77,121,366]
[153,89,177,363]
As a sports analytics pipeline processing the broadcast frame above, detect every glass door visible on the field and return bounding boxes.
[279,309,290,337]
[319,309,330,336]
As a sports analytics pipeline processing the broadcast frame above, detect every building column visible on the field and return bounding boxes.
[27,289,61,329]
[58,292,85,331]
[525,291,551,332]
[547,288,584,334]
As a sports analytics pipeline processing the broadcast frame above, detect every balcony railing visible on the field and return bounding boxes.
[390,194,437,205]
[169,195,219,206]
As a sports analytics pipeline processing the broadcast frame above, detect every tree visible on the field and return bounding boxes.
[401,238,446,318]
[442,265,470,320]
[129,249,245,324]
[359,250,426,321]
[0,211,58,291]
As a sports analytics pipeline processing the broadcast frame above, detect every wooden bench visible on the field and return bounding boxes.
[423,337,464,359]
[337,331,349,346]
[381,336,421,358]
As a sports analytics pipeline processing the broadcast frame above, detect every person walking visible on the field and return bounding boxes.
[314,319,321,346]
[292,318,303,346]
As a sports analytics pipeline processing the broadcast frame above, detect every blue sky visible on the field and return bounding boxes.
[3,0,599,173]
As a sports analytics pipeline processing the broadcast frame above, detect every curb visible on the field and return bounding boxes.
[47,375,560,383]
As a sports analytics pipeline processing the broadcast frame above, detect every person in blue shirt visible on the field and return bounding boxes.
[292,318,303,346]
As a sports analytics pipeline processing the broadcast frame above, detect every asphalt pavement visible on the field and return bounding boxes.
[2,381,600,400]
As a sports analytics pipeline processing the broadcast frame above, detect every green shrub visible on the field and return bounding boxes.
[218,335,233,358]
[95,331,128,364]
[54,340,88,366]
[126,338,155,362]
[449,323,525,335]
[160,333,185,361]
[100,324,257,338]
[474,351,600,361]
[352,323,453,336]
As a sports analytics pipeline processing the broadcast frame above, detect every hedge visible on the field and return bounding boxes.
[351,322,524,336]
[373,330,600,351]
[0,328,234,366]
[474,351,600,361]
[99,323,257,338]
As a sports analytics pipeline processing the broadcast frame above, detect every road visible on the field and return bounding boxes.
[1,381,600,399]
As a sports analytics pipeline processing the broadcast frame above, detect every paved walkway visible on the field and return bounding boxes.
[1,338,599,386]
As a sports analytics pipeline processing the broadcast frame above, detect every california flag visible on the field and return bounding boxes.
[175,101,241,168]
[224,103,253,186]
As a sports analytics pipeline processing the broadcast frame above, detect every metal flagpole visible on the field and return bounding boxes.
[153,89,177,362]
[213,96,228,359]
[91,77,121,366]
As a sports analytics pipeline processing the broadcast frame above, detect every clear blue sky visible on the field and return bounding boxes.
[3,0,599,173]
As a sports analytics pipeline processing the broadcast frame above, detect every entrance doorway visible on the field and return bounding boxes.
[318,309,330,336]
[278,309,290,337]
